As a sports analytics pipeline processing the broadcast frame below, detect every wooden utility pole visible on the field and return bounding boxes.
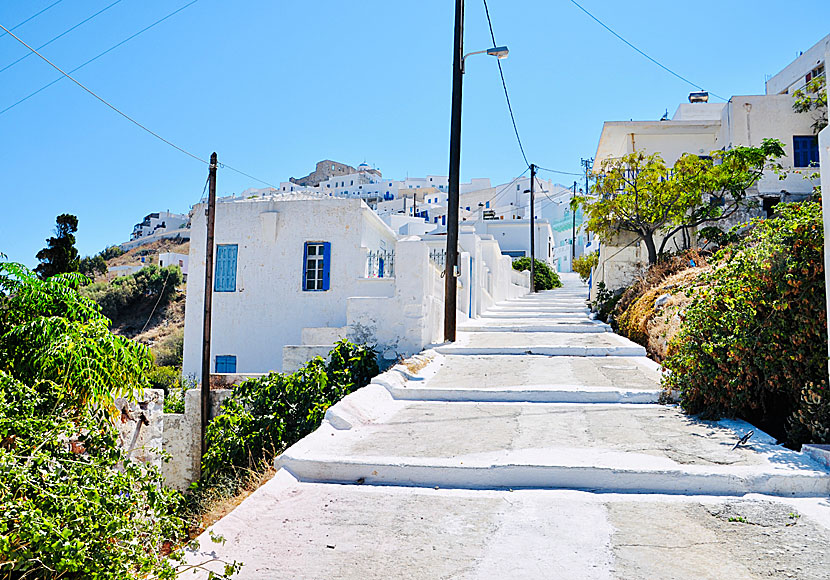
[444,0,464,342]
[200,152,217,455]
[529,164,536,293]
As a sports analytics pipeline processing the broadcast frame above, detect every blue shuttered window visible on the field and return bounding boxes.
[303,242,331,291]
[214,244,238,292]
[793,136,819,168]
[215,355,237,373]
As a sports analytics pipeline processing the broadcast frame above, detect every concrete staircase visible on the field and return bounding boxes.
[187,273,830,579]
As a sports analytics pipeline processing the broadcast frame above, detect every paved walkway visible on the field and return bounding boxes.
[186,273,830,579]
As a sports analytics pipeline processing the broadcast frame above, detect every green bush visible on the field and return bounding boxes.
[511,257,562,290]
[148,365,180,393]
[663,201,828,445]
[200,340,378,482]
[591,282,623,325]
[82,264,182,321]
[153,328,184,368]
[0,259,190,579]
[572,251,598,282]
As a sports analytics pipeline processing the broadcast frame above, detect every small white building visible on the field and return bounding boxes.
[182,193,528,381]
[158,252,189,279]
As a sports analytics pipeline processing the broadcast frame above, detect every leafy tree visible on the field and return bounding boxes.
[572,251,598,282]
[99,245,125,261]
[34,213,80,279]
[511,257,562,290]
[577,140,784,264]
[792,75,828,134]
[80,253,108,277]
[0,259,190,578]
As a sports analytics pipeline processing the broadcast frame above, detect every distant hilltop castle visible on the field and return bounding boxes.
[290,159,382,187]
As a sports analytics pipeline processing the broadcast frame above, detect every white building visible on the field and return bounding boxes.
[182,193,528,381]
[590,35,828,295]
[158,252,189,279]
[129,211,188,242]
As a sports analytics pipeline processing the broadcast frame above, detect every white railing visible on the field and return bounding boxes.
[366,250,395,278]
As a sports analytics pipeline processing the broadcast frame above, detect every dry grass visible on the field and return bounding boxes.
[402,353,433,374]
[188,464,277,538]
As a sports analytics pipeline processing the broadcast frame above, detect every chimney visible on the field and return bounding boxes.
[688,91,709,103]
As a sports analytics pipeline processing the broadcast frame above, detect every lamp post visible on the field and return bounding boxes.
[444,0,508,342]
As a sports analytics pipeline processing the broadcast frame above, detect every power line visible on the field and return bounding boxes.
[0,0,126,75]
[0,20,208,165]
[0,15,281,190]
[535,165,583,177]
[0,0,200,117]
[0,0,65,39]
[567,0,727,102]
[481,165,531,210]
[482,0,529,167]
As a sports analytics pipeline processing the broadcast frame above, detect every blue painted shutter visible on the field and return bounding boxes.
[215,355,236,373]
[322,242,331,290]
[302,242,310,291]
[214,245,237,292]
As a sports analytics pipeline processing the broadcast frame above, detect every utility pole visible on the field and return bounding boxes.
[529,164,536,293]
[403,193,407,215]
[572,181,577,262]
[444,0,463,342]
[200,152,217,455]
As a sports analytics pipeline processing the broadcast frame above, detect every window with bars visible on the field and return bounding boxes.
[214,244,238,292]
[303,242,331,291]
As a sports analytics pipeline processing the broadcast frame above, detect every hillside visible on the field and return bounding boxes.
[97,238,190,364]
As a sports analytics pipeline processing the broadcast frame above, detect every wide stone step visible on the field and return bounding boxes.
[375,354,662,403]
[457,321,609,333]
[435,331,646,356]
[490,305,589,314]
[281,400,830,497]
[185,472,830,579]
[480,311,593,320]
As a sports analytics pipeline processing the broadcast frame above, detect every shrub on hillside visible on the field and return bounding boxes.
[82,264,182,320]
[511,257,562,290]
[663,201,828,445]
[200,340,379,482]
[572,251,598,283]
[153,328,184,367]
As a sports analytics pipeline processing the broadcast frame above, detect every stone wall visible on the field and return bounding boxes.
[115,388,234,491]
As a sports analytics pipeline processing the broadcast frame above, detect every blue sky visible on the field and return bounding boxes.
[0,0,826,265]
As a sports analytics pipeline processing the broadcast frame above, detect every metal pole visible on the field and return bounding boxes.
[572,181,577,262]
[201,152,217,455]
[444,0,463,342]
[529,164,536,293]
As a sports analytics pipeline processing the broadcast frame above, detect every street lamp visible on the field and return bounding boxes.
[445,0,509,342]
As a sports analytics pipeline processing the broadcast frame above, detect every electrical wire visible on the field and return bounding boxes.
[0,0,126,75]
[482,0,529,167]
[0,12,282,190]
[481,166,531,210]
[0,20,208,165]
[0,0,200,117]
[567,0,727,102]
[0,0,65,39]
[535,165,583,177]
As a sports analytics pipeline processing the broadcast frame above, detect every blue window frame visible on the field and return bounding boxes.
[793,136,819,168]
[303,242,331,291]
[215,355,236,373]
[214,244,238,292]
[485,201,490,208]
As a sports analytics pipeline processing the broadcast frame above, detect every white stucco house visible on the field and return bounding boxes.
[589,34,827,296]
[182,192,528,383]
